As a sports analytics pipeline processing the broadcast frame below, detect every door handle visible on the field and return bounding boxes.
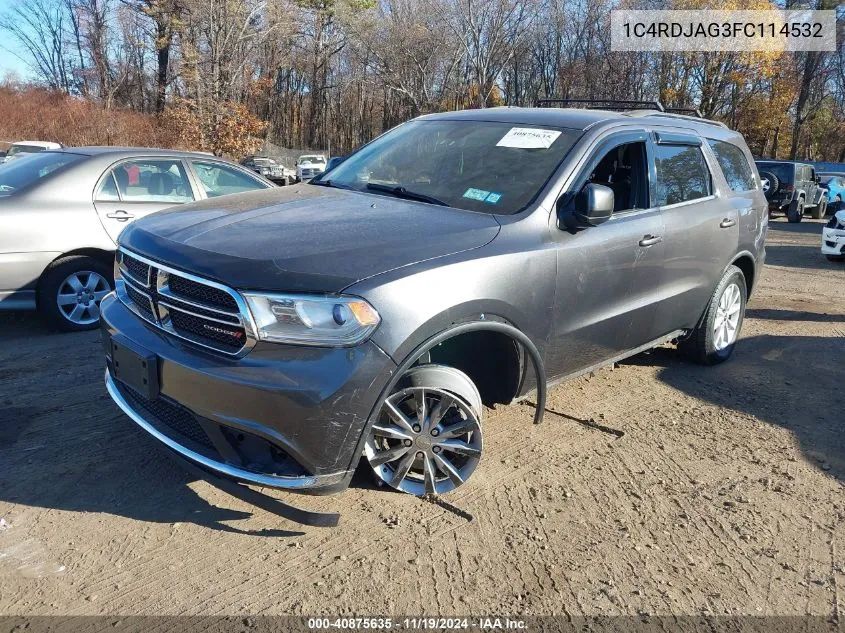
[719,218,737,228]
[638,234,663,247]
[106,210,134,222]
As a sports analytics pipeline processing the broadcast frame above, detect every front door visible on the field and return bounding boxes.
[93,158,195,243]
[545,131,666,380]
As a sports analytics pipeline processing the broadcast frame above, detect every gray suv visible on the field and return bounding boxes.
[101,107,767,510]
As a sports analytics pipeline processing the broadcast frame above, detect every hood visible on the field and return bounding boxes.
[119,185,500,293]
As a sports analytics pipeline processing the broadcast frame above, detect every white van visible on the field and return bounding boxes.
[3,141,63,163]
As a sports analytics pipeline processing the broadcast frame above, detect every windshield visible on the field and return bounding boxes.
[820,173,843,184]
[0,151,83,196]
[254,158,275,166]
[756,163,794,183]
[315,120,580,214]
[300,155,324,164]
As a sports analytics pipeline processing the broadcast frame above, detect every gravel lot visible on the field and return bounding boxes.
[1,216,844,618]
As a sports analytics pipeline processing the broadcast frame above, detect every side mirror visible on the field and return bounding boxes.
[816,176,821,184]
[325,156,346,171]
[573,183,614,227]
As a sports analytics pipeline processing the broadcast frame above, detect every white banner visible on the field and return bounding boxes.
[611,10,838,52]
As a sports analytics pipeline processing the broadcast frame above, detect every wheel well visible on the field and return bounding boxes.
[48,248,115,271]
[37,248,115,303]
[427,330,522,407]
[732,255,755,294]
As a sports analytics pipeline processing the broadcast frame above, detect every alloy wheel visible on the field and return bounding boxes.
[713,282,741,351]
[365,386,482,496]
[56,271,111,325]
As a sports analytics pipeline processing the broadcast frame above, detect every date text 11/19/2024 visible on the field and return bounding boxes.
[307,617,527,630]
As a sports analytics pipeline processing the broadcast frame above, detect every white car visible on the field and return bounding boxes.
[296,154,327,182]
[822,209,845,261]
[3,141,62,163]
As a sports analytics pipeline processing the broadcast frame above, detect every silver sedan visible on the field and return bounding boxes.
[0,147,275,331]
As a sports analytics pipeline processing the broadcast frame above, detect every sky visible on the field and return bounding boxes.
[0,0,35,81]
[0,47,31,79]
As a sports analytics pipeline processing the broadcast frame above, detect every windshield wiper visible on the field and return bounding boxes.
[365,183,447,206]
[310,179,353,190]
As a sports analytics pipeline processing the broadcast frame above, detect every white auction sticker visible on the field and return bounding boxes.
[497,127,562,149]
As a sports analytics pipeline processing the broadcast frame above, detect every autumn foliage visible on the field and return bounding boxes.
[0,86,265,158]
[0,86,173,149]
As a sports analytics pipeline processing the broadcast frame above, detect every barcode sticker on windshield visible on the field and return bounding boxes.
[497,127,562,149]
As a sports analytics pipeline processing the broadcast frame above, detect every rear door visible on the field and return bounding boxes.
[649,130,739,336]
[93,158,195,243]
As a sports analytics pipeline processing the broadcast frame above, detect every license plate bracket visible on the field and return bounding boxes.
[110,335,159,400]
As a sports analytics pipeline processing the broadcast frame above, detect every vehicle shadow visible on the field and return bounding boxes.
[624,334,845,482]
[767,218,827,235]
[763,244,834,271]
[745,308,845,323]
[0,318,305,537]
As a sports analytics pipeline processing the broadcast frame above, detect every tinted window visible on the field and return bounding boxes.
[106,159,193,203]
[707,139,755,192]
[0,151,83,196]
[756,163,793,183]
[193,161,268,198]
[654,144,712,206]
[316,120,580,214]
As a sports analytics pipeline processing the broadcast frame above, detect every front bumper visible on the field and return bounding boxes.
[822,228,845,255]
[101,293,396,494]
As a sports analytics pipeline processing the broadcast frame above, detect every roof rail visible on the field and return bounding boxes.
[664,107,703,118]
[535,98,728,128]
[633,111,727,128]
[535,98,665,112]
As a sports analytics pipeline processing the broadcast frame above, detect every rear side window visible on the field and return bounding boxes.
[707,140,756,192]
[654,144,712,206]
[192,161,268,198]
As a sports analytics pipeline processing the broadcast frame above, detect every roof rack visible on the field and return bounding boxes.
[536,98,705,119]
[536,98,728,128]
[664,107,703,118]
[536,98,665,112]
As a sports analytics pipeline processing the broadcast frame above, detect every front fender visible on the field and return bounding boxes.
[348,246,557,365]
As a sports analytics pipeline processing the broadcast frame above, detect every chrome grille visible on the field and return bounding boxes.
[167,274,238,311]
[118,251,151,287]
[124,282,155,321]
[115,248,255,356]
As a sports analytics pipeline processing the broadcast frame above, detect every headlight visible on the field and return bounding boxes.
[242,293,380,346]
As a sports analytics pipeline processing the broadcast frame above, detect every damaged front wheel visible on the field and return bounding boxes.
[365,365,483,496]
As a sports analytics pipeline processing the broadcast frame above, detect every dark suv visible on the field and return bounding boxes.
[101,107,767,511]
[756,160,824,222]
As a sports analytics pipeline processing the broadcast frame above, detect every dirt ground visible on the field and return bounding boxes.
[1,216,844,619]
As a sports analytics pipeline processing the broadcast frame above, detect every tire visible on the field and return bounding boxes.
[827,255,845,262]
[679,265,747,366]
[833,195,843,213]
[787,198,804,223]
[38,255,114,332]
[811,197,826,219]
[759,171,779,201]
[365,364,483,496]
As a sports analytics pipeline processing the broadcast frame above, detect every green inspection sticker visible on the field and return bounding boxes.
[484,192,502,204]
